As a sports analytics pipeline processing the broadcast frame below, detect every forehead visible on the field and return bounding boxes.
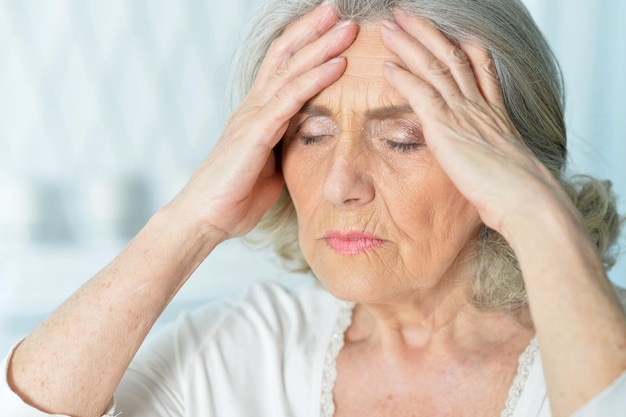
[307,24,407,110]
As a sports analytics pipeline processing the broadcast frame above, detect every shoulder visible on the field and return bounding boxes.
[116,280,341,415]
[180,278,340,344]
[117,279,342,414]
[135,278,342,373]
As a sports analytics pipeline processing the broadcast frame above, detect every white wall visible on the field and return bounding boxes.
[1,0,625,355]
[523,0,626,284]
[0,0,285,354]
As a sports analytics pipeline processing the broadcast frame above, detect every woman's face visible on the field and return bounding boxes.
[282,25,482,303]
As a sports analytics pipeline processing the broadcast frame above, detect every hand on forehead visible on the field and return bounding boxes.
[304,24,408,117]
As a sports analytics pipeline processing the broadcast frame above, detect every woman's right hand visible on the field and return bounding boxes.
[167,2,358,241]
[4,6,357,417]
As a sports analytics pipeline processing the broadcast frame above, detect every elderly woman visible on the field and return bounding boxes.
[2,0,626,416]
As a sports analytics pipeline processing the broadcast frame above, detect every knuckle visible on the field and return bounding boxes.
[267,36,291,59]
[448,47,470,66]
[426,59,451,78]
[413,80,442,100]
[483,59,499,80]
[272,84,295,105]
[272,59,292,80]
[313,22,328,38]
[273,85,289,103]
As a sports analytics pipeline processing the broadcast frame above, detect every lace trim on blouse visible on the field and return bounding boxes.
[500,337,539,417]
[319,303,539,417]
[320,301,356,417]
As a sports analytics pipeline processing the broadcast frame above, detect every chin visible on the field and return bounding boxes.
[311,262,417,304]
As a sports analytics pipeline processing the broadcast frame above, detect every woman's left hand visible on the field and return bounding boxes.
[379,10,576,238]
[379,10,626,417]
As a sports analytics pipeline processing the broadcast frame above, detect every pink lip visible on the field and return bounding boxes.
[323,231,385,256]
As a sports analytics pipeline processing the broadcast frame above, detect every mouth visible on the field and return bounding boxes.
[322,231,386,256]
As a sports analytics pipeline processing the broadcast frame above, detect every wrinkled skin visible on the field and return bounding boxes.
[282,24,482,304]
[6,4,625,417]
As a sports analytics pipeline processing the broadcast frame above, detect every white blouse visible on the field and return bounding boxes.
[1,279,625,417]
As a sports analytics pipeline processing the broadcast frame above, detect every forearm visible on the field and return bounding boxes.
[7,206,221,417]
[504,201,626,417]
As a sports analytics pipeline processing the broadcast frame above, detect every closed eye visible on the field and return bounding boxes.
[371,118,424,153]
[301,135,331,145]
[386,141,422,153]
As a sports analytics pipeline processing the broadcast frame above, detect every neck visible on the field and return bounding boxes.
[346,282,533,355]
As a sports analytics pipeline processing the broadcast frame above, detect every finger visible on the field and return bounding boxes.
[380,19,463,102]
[256,20,358,100]
[461,42,506,108]
[382,61,447,150]
[254,56,348,149]
[389,12,483,101]
[255,2,339,85]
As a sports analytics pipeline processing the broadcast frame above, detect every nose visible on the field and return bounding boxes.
[322,138,375,207]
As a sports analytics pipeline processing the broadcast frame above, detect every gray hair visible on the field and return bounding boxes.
[234,0,622,313]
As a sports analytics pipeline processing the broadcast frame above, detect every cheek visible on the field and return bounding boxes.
[282,146,309,206]
[439,172,481,227]
[282,145,322,233]
[435,188,481,241]
[394,167,481,246]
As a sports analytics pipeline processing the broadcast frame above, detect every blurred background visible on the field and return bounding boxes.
[0,0,625,354]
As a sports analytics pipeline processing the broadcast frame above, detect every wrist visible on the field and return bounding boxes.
[149,204,226,257]
[128,205,225,293]
[500,194,602,275]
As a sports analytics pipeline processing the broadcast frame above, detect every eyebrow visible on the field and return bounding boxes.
[298,103,415,119]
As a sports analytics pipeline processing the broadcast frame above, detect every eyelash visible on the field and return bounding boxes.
[300,135,422,153]
[386,141,422,153]
[301,136,328,145]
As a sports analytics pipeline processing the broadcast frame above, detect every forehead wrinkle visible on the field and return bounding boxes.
[341,23,401,74]
[296,102,414,121]
[301,79,409,120]
[343,56,398,79]
[296,26,410,123]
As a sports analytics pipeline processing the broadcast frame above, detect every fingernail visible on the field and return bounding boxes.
[327,56,345,65]
[333,19,352,31]
[382,19,400,31]
[320,0,331,7]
